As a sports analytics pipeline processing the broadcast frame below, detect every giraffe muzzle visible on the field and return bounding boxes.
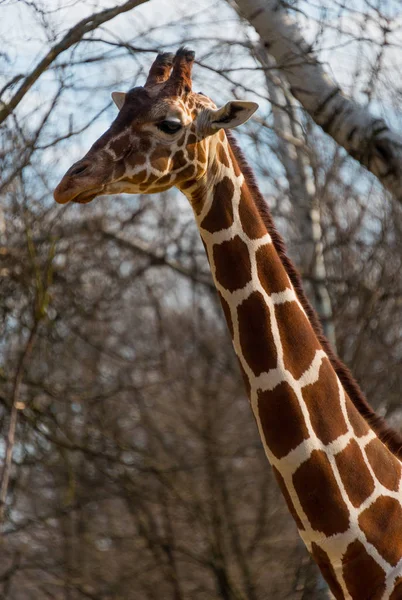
[54,160,104,204]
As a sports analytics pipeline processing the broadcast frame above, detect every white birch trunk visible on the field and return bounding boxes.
[0,209,5,240]
[234,0,402,202]
[258,48,337,349]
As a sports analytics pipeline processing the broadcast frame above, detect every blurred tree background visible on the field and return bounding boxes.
[1,0,402,597]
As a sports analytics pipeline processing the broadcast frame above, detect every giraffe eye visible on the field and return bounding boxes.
[157,120,182,134]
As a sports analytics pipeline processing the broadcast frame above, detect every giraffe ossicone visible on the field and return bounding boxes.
[54,47,402,599]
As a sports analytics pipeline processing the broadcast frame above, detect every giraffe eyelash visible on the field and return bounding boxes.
[156,120,183,134]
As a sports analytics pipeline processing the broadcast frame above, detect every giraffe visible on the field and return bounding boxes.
[54,48,402,599]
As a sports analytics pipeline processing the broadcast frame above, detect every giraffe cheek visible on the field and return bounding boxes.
[175,164,197,183]
[131,170,148,185]
[150,147,170,174]
[197,141,207,165]
[113,161,126,179]
[149,157,169,174]
[172,150,186,170]
[108,133,131,158]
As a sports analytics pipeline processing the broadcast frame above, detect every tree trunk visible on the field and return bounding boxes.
[257,47,337,349]
[234,0,402,202]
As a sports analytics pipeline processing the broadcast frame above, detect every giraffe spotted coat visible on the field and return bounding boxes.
[54,48,402,599]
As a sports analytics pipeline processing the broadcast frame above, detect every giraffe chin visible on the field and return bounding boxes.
[71,190,101,204]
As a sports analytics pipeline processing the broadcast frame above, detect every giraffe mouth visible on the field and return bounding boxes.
[54,184,105,205]
[71,189,102,204]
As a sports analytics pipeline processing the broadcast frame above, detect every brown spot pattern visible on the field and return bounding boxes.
[186,141,196,162]
[346,400,370,437]
[256,243,291,294]
[197,139,207,165]
[201,177,234,233]
[173,149,186,170]
[134,153,146,166]
[209,156,220,181]
[239,184,267,239]
[335,439,375,508]
[365,438,402,492]
[177,132,186,147]
[131,170,148,184]
[150,145,170,170]
[156,174,172,186]
[390,578,402,600]
[144,173,158,185]
[109,134,130,157]
[293,450,350,536]
[113,161,126,179]
[155,184,171,193]
[213,236,251,292]
[273,466,305,530]
[359,496,402,566]
[302,359,348,445]
[259,382,309,459]
[180,179,194,191]
[176,164,196,182]
[189,184,206,214]
[275,302,321,380]
[217,142,230,168]
[237,292,277,376]
[342,539,386,599]
[218,292,233,338]
[139,137,151,153]
[311,543,343,600]
[228,146,241,176]
[239,363,251,396]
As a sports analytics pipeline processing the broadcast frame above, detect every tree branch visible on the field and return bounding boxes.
[0,0,149,125]
[98,229,215,290]
[0,323,38,526]
[234,0,402,202]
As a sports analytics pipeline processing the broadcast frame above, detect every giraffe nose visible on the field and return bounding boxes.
[54,160,93,204]
[68,160,91,177]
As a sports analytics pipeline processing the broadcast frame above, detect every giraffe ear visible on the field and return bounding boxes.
[111,92,127,110]
[209,101,258,131]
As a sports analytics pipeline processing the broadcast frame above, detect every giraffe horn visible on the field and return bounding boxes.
[165,47,195,96]
[145,52,175,87]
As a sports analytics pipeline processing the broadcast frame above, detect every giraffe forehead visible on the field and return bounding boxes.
[150,87,215,118]
[150,93,211,122]
[149,97,188,118]
[116,84,214,129]
[127,97,194,126]
[115,86,184,123]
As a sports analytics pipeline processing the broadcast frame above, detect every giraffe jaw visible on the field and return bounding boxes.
[71,189,102,204]
[54,183,105,205]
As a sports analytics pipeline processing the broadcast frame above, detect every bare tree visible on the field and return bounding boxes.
[257,46,337,349]
[0,0,149,125]
[1,1,402,598]
[234,0,402,201]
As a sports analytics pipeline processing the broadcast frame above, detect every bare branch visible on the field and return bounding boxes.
[234,0,402,202]
[0,0,149,125]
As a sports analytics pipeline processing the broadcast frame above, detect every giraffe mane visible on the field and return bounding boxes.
[226,129,402,458]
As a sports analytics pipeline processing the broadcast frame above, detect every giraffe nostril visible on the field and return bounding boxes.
[69,162,90,177]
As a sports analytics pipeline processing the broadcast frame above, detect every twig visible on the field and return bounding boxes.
[0,0,149,125]
[0,323,38,526]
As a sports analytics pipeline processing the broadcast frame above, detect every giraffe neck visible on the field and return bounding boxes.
[180,131,402,599]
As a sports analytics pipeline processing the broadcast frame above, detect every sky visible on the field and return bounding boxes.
[1,0,401,204]
[1,0,263,186]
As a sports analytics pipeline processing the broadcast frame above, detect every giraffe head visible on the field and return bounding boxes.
[54,48,258,205]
